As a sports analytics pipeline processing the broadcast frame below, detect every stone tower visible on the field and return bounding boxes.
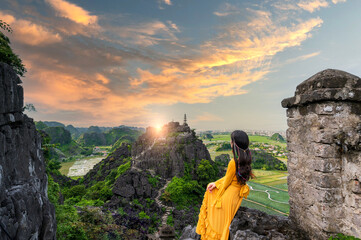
[282,69,361,239]
[184,113,188,125]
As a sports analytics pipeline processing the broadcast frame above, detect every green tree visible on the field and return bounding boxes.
[0,20,26,76]
[196,159,218,187]
[23,103,36,112]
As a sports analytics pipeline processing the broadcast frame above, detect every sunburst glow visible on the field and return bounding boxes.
[155,124,162,132]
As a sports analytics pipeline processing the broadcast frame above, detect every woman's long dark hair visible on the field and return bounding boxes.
[231,130,254,185]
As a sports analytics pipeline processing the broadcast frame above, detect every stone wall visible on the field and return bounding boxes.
[0,63,56,239]
[282,69,361,239]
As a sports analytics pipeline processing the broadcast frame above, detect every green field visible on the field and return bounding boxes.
[209,134,286,148]
[241,199,285,216]
[205,134,290,215]
[250,169,288,190]
[247,182,289,215]
[59,160,76,175]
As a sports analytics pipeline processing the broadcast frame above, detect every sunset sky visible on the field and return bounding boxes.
[1,0,361,131]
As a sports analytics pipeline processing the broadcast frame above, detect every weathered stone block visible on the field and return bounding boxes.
[311,143,341,158]
[344,193,361,208]
[351,179,361,194]
[313,157,341,173]
[286,107,300,118]
[313,171,341,188]
[287,117,304,128]
[314,102,337,115]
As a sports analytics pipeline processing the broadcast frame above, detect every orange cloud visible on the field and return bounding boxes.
[0,12,61,45]
[22,9,323,127]
[45,0,98,25]
[163,0,172,5]
[4,0,325,128]
[297,0,329,12]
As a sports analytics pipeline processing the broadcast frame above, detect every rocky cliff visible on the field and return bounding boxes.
[0,63,56,239]
[131,121,212,179]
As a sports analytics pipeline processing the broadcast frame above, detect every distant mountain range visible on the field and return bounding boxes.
[35,120,145,160]
[36,121,144,139]
[41,121,145,132]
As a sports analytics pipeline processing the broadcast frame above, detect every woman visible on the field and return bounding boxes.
[196,130,253,240]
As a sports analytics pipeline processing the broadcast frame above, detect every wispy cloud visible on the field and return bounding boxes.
[163,0,172,5]
[286,51,321,64]
[158,0,172,9]
[332,0,346,3]
[1,0,326,127]
[45,0,98,25]
[297,0,329,12]
[110,20,179,46]
[0,11,62,45]
[214,3,240,17]
[128,11,323,107]
[192,112,224,123]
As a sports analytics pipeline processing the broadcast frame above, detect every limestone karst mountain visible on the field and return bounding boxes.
[131,121,213,179]
[0,62,56,239]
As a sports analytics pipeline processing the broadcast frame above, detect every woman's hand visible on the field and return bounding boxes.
[207,182,216,193]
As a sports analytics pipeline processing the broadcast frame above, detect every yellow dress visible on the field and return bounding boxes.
[196,159,250,240]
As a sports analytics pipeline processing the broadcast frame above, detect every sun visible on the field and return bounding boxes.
[155,124,162,132]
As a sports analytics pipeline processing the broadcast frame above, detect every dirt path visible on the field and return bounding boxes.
[155,180,174,225]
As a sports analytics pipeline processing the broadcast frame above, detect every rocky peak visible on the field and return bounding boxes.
[131,121,211,179]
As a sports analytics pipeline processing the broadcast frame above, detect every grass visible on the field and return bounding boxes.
[209,135,231,141]
[95,146,112,150]
[272,183,288,191]
[247,182,289,215]
[241,199,287,216]
[59,161,76,175]
[250,169,288,189]
[248,135,287,148]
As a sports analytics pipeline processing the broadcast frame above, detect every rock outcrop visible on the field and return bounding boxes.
[179,207,308,240]
[110,168,166,205]
[131,121,212,179]
[282,69,361,239]
[82,142,131,186]
[0,63,56,239]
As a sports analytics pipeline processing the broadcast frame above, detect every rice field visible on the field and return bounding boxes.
[209,134,287,148]
[250,169,288,191]
[59,161,76,175]
[245,181,289,216]
[59,155,105,176]
[205,134,290,215]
